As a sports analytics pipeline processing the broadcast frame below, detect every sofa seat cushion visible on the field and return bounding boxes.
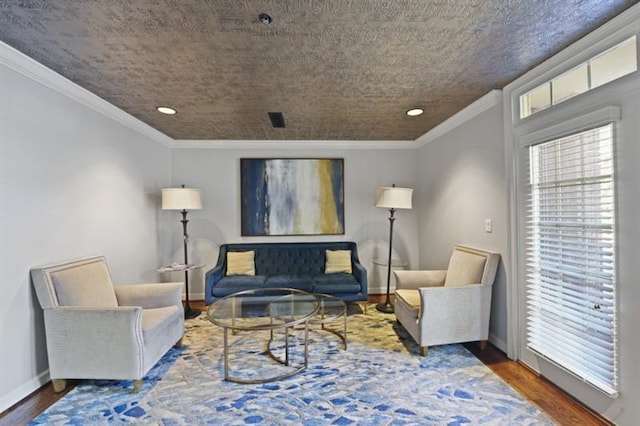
[395,289,420,319]
[141,306,180,343]
[264,274,314,292]
[212,275,266,297]
[312,273,361,294]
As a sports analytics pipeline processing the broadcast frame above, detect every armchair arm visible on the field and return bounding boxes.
[394,270,446,290]
[418,284,493,346]
[43,306,146,379]
[114,283,183,309]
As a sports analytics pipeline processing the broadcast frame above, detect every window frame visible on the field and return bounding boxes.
[523,121,619,396]
[502,6,638,418]
[514,106,621,396]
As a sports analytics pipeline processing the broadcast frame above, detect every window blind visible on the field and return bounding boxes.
[526,123,618,396]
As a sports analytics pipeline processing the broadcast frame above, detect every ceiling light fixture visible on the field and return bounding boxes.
[406,108,424,117]
[156,106,177,115]
[259,13,273,24]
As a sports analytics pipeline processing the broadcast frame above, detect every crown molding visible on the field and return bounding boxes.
[171,139,417,150]
[2,39,503,151]
[414,89,503,147]
[0,41,174,147]
[505,3,640,98]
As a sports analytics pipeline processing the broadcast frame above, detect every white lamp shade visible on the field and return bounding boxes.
[162,187,203,210]
[375,186,413,209]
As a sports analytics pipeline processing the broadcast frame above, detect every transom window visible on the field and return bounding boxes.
[520,36,637,119]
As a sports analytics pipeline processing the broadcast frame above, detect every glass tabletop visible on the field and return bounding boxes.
[314,293,347,322]
[207,288,319,331]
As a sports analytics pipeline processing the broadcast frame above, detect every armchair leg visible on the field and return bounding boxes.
[174,337,184,347]
[133,379,143,393]
[52,379,66,393]
[480,340,488,350]
[420,346,428,356]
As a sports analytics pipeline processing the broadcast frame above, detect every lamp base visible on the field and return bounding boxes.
[375,302,394,314]
[184,306,201,319]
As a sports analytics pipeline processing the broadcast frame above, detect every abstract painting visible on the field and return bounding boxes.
[241,158,344,236]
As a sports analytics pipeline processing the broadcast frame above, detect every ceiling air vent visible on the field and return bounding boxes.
[268,112,285,128]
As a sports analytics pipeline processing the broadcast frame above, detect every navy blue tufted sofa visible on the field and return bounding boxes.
[204,242,368,305]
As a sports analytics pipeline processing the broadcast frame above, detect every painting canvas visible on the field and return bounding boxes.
[241,158,344,236]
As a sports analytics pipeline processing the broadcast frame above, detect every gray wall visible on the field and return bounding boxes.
[168,147,421,297]
[0,62,172,410]
[416,102,509,350]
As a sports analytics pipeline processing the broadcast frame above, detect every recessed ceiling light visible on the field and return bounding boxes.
[406,108,424,117]
[156,106,177,115]
[259,13,273,24]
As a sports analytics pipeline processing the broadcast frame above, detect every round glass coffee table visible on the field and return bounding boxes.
[207,288,318,384]
[312,293,348,350]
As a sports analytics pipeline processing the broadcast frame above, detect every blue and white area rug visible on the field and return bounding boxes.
[31,306,553,425]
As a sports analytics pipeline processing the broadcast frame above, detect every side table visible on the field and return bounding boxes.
[372,258,408,294]
[158,263,205,319]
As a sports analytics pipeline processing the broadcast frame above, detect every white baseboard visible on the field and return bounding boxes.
[0,370,50,413]
[189,292,205,301]
[489,333,507,353]
[367,285,397,295]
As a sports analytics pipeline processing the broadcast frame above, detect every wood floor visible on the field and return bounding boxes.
[0,298,611,426]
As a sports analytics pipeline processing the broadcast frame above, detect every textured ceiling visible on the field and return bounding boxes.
[0,1,636,141]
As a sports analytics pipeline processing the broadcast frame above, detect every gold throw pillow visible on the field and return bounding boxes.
[226,251,256,276]
[325,250,352,274]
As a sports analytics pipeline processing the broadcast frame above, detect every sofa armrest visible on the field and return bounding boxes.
[43,306,146,379]
[394,270,446,290]
[351,260,368,294]
[114,283,183,310]
[205,263,226,305]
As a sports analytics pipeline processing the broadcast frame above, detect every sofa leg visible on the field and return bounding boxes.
[174,336,184,347]
[420,346,428,356]
[133,379,143,393]
[480,340,488,350]
[52,379,66,393]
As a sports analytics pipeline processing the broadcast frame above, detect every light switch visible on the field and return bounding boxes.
[485,219,493,233]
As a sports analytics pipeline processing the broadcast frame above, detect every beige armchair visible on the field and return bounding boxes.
[31,256,184,392]
[393,245,500,356]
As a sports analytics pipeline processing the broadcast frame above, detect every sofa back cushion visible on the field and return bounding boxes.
[221,242,358,276]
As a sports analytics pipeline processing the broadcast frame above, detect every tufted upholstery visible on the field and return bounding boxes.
[205,242,367,304]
